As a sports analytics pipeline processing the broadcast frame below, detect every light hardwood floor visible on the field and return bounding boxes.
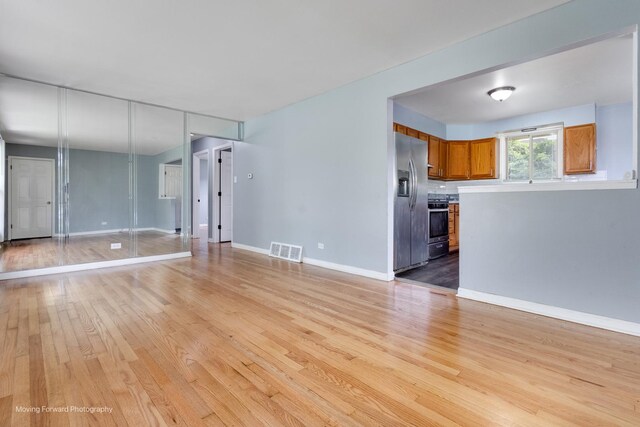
[0,242,639,426]
[0,231,186,272]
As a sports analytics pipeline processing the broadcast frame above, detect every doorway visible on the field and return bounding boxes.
[192,150,208,239]
[8,156,55,240]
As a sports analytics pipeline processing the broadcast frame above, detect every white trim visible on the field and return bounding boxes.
[386,99,396,281]
[57,228,127,237]
[302,256,391,281]
[0,138,5,242]
[633,30,638,182]
[458,179,637,194]
[0,251,192,281]
[53,227,177,237]
[148,227,178,234]
[457,288,640,337]
[231,242,393,281]
[498,123,564,182]
[192,153,201,237]
[231,242,269,255]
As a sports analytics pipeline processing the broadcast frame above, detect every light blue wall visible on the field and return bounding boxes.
[237,0,640,323]
[446,103,596,140]
[68,149,129,232]
[597,102,633,180]
[460,190,640,322]
[393,103,446,138]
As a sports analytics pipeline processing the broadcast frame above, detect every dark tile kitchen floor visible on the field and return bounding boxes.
[395,252,459,290]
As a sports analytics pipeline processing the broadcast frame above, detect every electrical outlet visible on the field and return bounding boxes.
[110,243,121,250]
[101,221,108,225]
[317,242,324,249]
[233,176,237,183]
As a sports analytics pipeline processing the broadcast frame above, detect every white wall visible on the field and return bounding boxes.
[235,0,640,305]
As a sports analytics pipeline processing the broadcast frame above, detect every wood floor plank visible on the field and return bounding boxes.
[0,241,638,426]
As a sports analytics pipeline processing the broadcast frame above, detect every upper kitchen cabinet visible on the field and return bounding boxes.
[446,141,470,180]
[406,127,419,138]
[428,136,445,178]
[394,123,407,134]
[469,138,496,179]
[564,123,596,174]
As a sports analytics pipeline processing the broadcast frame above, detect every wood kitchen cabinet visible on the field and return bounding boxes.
[469,138,497,179]
[449,204,459,252]
[446,141,470,179]
[428,136,447,178]
[406,127,419,138]
[394,123,407,134]
[393,123,494,181]
[564,123,596,174]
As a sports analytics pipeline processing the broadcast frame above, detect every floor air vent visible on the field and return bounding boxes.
[269,242,303,263]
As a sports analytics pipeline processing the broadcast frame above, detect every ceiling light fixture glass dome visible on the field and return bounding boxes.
[487,86,515,102]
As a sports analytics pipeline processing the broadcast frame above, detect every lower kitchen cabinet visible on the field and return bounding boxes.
[449,204,459,252]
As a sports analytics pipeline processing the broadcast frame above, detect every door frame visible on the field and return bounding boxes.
[8,156,56,241]
[209,142,233,243]
[192,150,208,238]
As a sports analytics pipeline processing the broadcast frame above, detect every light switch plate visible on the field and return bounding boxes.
[110,243,122,250]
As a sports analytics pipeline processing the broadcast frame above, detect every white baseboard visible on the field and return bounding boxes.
[231,242,269,255]
[302,257,391,281]
[54,228,127,237]
[457,288,640,337]
[231,242,392,281]
[0,251,192,281]
[53,227,178,237]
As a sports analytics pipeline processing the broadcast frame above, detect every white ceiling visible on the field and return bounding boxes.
[395,35,633,124]
[0,0,567,122]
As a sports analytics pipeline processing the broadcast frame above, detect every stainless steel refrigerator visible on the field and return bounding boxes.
[394,132,429,272]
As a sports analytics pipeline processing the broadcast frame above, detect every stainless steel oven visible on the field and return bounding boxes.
[427,195,449,259]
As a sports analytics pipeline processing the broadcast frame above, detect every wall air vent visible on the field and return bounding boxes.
[269,241,303,263]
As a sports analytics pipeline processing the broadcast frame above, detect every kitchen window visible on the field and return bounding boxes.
[500,125,563,182]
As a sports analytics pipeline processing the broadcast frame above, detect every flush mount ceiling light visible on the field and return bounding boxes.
[487,86,515,102]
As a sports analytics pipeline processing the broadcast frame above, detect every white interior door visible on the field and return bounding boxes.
[219,150,232,242]
[192,154,200,238]
[10,157,54,240]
